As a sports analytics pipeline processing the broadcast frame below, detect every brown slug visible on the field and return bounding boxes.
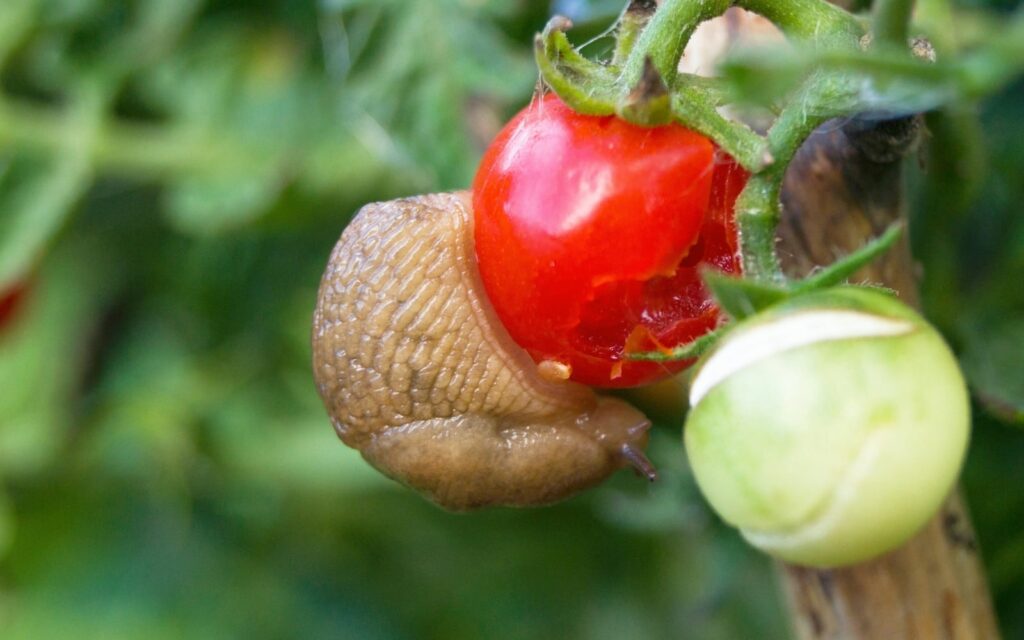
[311,192,654,510]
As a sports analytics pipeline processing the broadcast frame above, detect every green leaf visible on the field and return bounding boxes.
[627,328,724,363]
[164,172,283,235]
[0,239,111,478]
[334,0,536,188]
[0,83,106,288]
[961,318,1024,425]
[0,151,93,289]
[702,270,789,320]
[0,0,37,64]
[0,490,13,559]
[720,10,1024,116]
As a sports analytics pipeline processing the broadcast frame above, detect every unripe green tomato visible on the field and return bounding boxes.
[684,287,970,568]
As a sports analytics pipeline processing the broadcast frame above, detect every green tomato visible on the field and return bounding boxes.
[684,287,969,568]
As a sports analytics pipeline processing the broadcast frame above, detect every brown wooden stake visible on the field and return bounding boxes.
[773,117,1001,639]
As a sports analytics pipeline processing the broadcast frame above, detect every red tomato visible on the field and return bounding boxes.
[0,282,28,331]
[473,94,745,388]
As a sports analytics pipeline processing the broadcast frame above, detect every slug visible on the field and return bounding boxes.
[312,192,653,510]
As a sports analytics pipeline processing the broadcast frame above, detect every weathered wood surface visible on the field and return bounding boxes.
[774,117,1001,640]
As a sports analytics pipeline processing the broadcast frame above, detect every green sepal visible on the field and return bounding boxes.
[703,269,789,320]
[627,327,726,363]
[617,56,672,126]
[534,17,617,116]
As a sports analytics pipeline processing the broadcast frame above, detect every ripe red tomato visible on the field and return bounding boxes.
[0,282,28,331]
[473,94,744,388]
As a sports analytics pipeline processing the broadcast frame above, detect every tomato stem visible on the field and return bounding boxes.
[915,0,956,54]
[734,0,865,43]
[872,0,916,49]
[735,87,836,283]
[612,1,657,68]
[735,174,784,284]
[620,0,729,94]
[669,85,769,172]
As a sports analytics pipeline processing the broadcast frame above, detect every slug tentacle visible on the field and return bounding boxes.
[312,192,651,510]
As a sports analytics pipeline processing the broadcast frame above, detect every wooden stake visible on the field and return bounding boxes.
[774,116,1001,639]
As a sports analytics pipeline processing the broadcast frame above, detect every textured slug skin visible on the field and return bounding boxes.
[312,192,651,510]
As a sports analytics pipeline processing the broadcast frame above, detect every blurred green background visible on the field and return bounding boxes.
[0,0,1022,638]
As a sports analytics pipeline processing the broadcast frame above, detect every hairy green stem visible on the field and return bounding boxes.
[612,1,657,68]
[734,0,864,43]
[734,78,834,283]
[873,0,916,48]
[673,74,733,106]
[915,0,956,53]
[626,0,863,283]
[670,87,769,172]
[621,0,729,89]
[791,13,1024,100]
[735,174,785,283]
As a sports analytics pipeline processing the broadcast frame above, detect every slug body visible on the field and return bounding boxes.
[312,192,651,510]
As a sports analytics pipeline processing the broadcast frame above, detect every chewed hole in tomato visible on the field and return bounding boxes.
[568,237,728,386]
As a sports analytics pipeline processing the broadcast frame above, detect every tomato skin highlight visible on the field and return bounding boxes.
[473,94,743,388]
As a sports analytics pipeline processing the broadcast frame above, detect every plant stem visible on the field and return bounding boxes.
[612,1,657,68]
[958,9,1024,98]
[734,77,834,283]
[872,0,916,48]
[621,0,729,89]
[915,0,956,53]
[670,86,769,172]
[0,97,256,178]
[735,174,785,283]
[0,94,421,197]
[734,0,864,43]
[629,0,863,283]
[628,328,723,362]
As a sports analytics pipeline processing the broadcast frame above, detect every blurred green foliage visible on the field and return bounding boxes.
[0,0,1021,638]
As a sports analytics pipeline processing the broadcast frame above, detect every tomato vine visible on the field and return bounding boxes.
[532,0,1024,362]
